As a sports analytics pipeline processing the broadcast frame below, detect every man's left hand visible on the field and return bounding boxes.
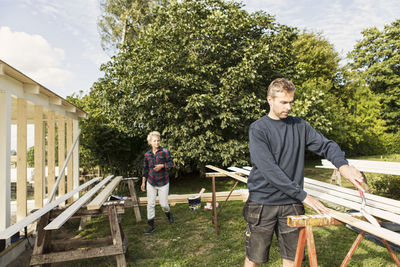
[339,165,364,191]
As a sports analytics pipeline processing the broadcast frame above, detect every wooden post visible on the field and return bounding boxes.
[127,179,142,222]
[212,175,218,235]
[66,117,73,203]
[47,111,55,197]
[381,239,400,266]
[57,115,65,198]
[0,90,11,232]
[34,105,45,208]
[17,98,27,222]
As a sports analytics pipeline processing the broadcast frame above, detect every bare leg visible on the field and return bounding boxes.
[282,258,294,267]
[244,256,259,267]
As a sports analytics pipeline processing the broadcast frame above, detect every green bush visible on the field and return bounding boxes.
[370,174,400,200]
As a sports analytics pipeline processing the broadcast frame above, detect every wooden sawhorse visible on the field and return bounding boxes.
[123,177,142,222]
[30,203,127,267]
[288,214,400,267]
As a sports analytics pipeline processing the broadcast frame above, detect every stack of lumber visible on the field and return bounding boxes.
[138,190,249,206]
[316,159,400,175]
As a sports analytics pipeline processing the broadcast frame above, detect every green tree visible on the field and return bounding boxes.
[348,19,400,133]
[67,93,146,175]
[93,0,298,172]
[98,0,165,53]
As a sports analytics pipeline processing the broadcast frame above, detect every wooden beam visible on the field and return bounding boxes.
[305,188,400,225]
[138,191,248,206]
[17,98,27,221]
[29,245,123,265]
[304,182,400,215]
[228,166,250,176]
[23,84,40,94]
[0,177,101,239]
[66,117,73,203]
[44,175,114,230]
[0,90,11,231]
[49,96,62,105]
[34,105,44,208]
[304,177,400,209]
[205,165,248,183]
[51,237,112,251]
[329,209,400,246]
[47,111,56,197]
[0,63,5,75]
[57,115,65,197]
[50,204,125,219]
[87,176,122,210]
[72,119,80,201]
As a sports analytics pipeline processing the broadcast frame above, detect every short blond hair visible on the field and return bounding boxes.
[147,131,160,145]
[267,78,296,97]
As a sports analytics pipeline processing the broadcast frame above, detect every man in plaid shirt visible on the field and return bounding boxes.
[141,131,174,234]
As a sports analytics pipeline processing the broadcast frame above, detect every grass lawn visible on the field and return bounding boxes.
[57,156,399,266]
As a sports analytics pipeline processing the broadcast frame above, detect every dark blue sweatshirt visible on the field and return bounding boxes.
[248,115,348,205]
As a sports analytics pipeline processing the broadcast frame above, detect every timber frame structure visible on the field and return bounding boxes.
[0,60,87,248]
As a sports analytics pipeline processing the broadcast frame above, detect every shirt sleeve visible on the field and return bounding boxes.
[142,154,149,178]
[163,149,173,170]
[304,122,348,169]
[249,127,308,202]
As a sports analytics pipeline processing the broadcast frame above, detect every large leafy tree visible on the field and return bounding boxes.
[93,0,298,171]
[98,0,166,53]
[348,19,400,133]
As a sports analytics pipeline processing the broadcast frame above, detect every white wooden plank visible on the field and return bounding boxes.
[44,175,114,230]
[205,165,248,183]
[0,177,101,239]
[305,177,400,208]
[329,209,400,246]
[304,183,400,215]
[87,176,122,210]
[243,166,252,171]
[305,188,400,225]
[319,159,400,175]
[228,166,250,176]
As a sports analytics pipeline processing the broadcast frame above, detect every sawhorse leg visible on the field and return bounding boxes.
[108,205,127,267]
[341,231,400,267]
[127,179,142,222]
[31,212,52,267]
[294,226,318,267]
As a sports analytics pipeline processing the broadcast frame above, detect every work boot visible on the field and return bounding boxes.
[145,219,155,234]
[165,212,175,224]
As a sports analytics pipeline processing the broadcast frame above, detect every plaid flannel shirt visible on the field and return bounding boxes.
[142,146,173,186]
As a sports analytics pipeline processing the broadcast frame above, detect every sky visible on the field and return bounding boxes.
[1,0,399,149]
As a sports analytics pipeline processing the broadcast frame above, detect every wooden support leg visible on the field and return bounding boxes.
[306,225,318,267]
[108,206,126,267]
[341,231,365,267]
[31,212,52,267]
[294,227,306,267]
[381,239,400,266]
[212,175,218,236]
[127,180,142,222]
[217,180,239,217]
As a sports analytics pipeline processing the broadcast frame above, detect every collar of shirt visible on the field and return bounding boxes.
[148,146,163,155]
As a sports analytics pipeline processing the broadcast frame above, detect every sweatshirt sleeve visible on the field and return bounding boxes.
[304,122,348,169]
[249,127,308,202]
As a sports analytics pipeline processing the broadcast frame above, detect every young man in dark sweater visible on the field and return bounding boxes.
[243,78,364,267]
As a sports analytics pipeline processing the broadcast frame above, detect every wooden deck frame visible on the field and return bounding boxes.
[29,204,127,267]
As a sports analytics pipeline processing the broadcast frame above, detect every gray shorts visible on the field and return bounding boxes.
[242,200,305,264]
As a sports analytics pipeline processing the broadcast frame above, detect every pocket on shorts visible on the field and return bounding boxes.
[242,201,263,225]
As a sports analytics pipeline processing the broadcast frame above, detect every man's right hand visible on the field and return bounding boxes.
[302,194,330,215]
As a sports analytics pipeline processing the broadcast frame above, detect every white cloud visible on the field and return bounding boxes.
[0,26,73,89]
